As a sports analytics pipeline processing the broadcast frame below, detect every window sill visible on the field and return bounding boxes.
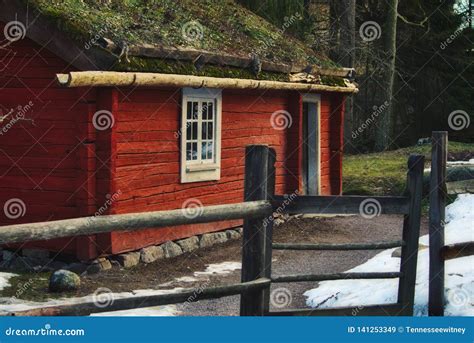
[186,164,219,173]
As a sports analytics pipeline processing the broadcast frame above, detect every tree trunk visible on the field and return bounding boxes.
[340,0,356,152]
[375,0,398,151]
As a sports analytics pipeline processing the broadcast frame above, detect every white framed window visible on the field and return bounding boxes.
[180,88,222,183]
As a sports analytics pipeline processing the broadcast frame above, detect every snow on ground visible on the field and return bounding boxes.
[0,261,241,316]
[0,288,181,316]
[304,194,474,316]
[0,272,16,291]
[194,261,241,277]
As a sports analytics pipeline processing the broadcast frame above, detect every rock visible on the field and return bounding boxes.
[391,244,428,258]
[3,250,16,261]
[140,246,164,263]
[176,237,200,253]
[87,258,112,274]
[200,232,228,248]
[8,257,42,272]
[66,262,89,275]
[115,252,140,269]
[225,230,241,240]
[49,269,81,292]
[161,241,183,258]
[22,248,50,263]
[235,227,243,235]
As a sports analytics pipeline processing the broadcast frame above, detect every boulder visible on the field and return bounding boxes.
[87,258,112,274]
[225,230,241,240]
[140,245,164,264]
[115,252,140,269]
[49,269,81,292]
[161,241,183,258]
[200,232,228,248]
[176,237,200,253]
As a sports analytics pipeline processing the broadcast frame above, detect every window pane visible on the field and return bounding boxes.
[202,121,207,140]
[192,142,198,160]
[201,142,207,160]
[208,122,213,139]
[192,122,198,140]
[208,102,213,120]
[186,124,191,140]
[202,102,208,120]
[186,143,192,161]
[187,102,192,119]
[192,102,199,119]
[207,141,214,160]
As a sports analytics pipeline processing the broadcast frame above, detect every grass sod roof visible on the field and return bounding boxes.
[26,0,333,65]
[22,0,346,71]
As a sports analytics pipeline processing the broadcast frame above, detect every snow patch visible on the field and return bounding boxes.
[194,261,241,277]
[0,272,16,291]
[305,194,474,316]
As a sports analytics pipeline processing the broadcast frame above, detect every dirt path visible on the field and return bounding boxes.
[76,214,428,316]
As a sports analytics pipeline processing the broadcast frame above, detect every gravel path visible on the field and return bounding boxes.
[171,215,428,316]
[75,214,429,316]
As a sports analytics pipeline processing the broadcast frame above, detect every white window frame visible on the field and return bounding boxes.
[180,88,222,183]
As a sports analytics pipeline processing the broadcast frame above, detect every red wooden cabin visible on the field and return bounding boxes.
[0,0,357,261]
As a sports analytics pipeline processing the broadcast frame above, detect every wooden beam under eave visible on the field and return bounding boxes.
[56,71,359,94]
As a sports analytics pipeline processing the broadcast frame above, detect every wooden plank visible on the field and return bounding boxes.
[240,145,275,316]
[442,242,474,260]
[3,278,271,316]
[0,201,272,245]
[272,272,401,283]
[272,195,410,215]
[267,303,402,316]
[428,131,448,316]
[398,155,424,316]
[272,240,404,251]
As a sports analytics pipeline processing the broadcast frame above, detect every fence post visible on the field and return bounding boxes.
[428,131,448,316]
[240,145,276,316]
[397,154,424,316]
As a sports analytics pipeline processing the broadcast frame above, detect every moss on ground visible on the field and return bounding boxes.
[343,141,474,196]
[0,271,78,302]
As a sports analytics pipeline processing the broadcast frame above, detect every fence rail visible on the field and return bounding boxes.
[272,241,404,251]
[0,144,425,317]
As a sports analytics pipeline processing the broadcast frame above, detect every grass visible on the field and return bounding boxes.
[343,141,474,196]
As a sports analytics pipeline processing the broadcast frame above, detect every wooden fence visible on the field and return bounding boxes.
[428,132,474,316]
[0,145,424,316]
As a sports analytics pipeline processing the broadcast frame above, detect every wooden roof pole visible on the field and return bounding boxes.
[56,71,359,94]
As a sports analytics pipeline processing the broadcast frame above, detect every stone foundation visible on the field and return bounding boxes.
[0,228,243,275]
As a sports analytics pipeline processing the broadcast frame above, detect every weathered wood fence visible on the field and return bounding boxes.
[428,132,474,316]
[0,145,424,316]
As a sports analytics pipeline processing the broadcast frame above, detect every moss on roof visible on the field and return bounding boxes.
[25,0,337,70]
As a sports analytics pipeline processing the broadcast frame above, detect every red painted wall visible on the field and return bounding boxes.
[0,22,345,259]
[0,23,94,256]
